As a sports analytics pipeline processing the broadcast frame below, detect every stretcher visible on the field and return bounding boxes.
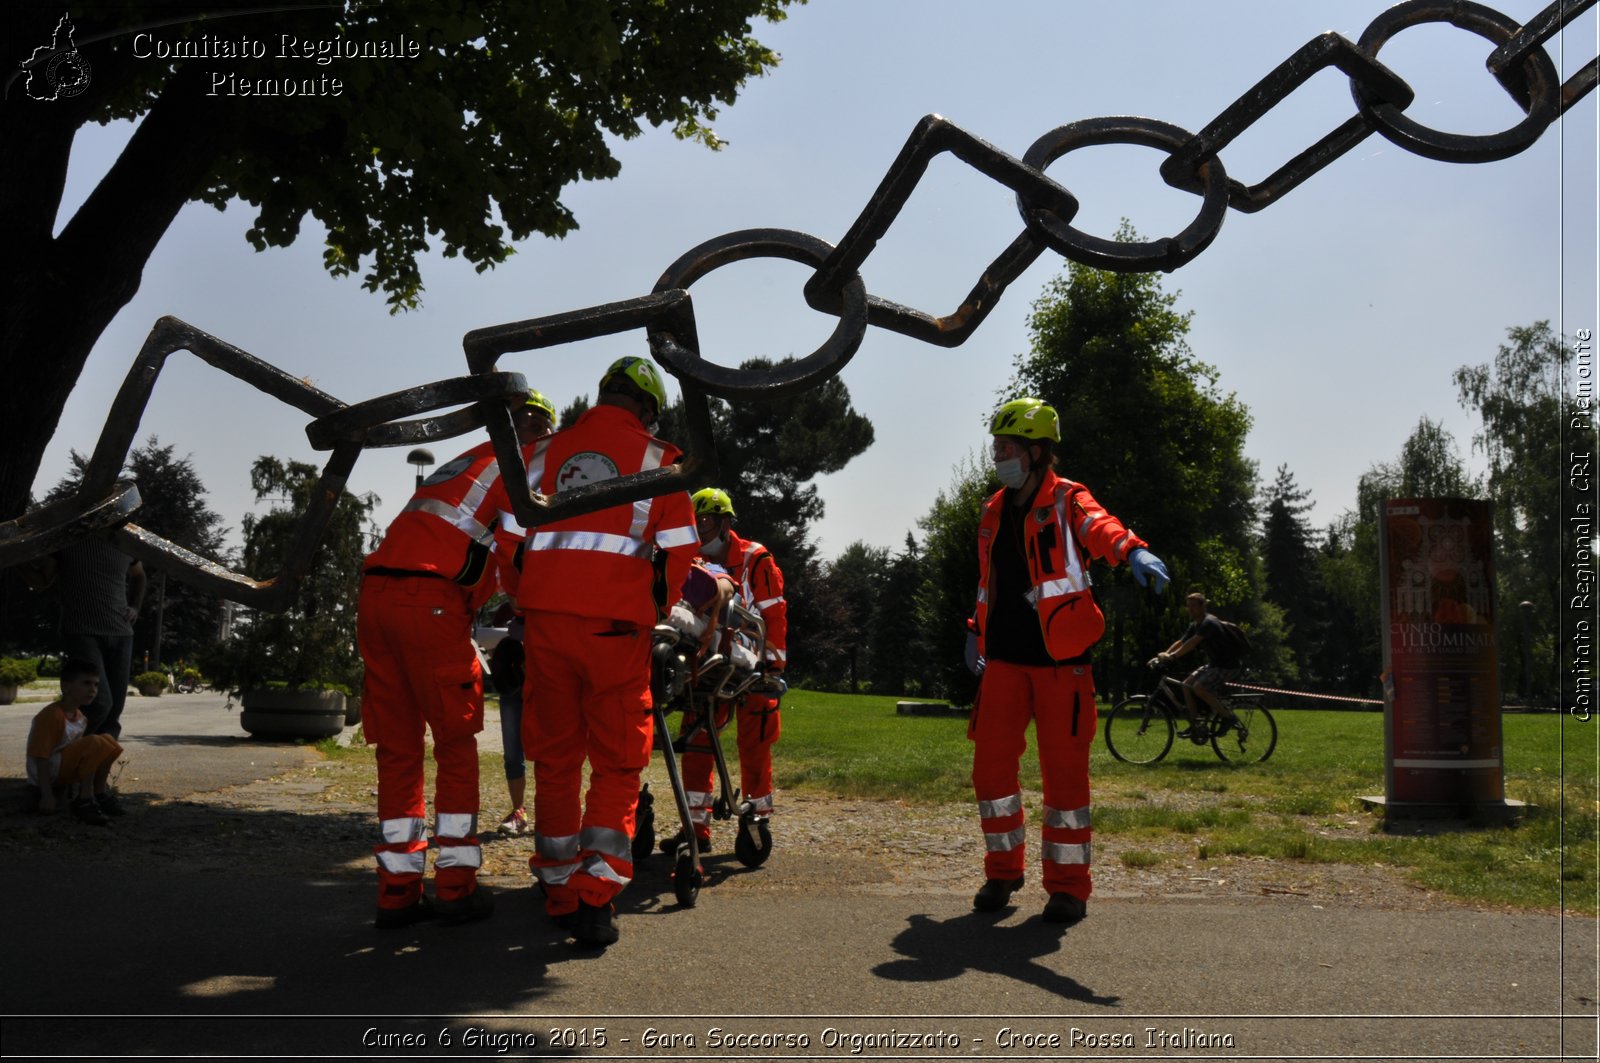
[632,594,784,907]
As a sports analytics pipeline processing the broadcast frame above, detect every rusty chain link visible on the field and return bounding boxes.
[1,0,1593,607]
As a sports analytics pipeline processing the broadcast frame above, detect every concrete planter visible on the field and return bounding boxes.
[240,689,346,739]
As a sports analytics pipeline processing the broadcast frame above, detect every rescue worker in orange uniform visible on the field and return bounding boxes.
[511,356,698,947]
[359,387,554,930]
[967,397,1168,924]
[663,487,788,854]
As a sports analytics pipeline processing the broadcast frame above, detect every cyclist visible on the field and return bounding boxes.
[1152,592,1242,742]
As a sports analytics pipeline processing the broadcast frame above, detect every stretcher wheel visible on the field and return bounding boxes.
[734,816,772,868]
[672,847,701,907]
[713,795,731,819]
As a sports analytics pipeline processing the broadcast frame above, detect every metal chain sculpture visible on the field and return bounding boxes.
[1,0,1594,610]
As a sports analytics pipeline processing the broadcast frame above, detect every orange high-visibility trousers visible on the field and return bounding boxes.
[358,574,485,909]
[679,692,781,836]
[522,611,653,915]
[968,659,1096,900]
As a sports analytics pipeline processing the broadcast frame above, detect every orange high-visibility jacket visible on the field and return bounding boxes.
[363,439,514,608]
[718,530,787,671]
[973,470,1147,662]
[512,404,699,627]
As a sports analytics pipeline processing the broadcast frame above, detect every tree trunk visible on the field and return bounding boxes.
[1,62,232,524]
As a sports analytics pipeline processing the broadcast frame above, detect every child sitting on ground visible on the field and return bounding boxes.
[26,657,125,825]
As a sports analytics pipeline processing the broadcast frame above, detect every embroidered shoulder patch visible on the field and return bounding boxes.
[555,451,619,492]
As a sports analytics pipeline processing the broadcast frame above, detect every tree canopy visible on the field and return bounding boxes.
[1454,322,1569,701]
[3,0,799,525]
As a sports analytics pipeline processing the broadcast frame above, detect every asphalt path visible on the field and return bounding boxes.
[1,690,1594,1062]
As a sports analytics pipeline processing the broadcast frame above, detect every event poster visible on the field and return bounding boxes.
[1379,498,1504,807]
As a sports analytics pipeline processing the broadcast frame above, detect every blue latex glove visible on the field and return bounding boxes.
[963,630,987,677]
[1128,548,1170,594]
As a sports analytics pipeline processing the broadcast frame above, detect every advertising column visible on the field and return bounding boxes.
[1378,498,1508,815]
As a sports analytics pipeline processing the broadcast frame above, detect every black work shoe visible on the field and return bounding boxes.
[71,798,110,826]
[658,828,712,854]
[374,895,436,930]
[1043,892,1087,924]
[96,791,126,817]
[1174,726,1192,739]
[972,876,1025,912]
[573,901,619,947]
[434,886,495,926]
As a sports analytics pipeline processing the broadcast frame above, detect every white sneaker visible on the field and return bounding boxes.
[497,808,528,835]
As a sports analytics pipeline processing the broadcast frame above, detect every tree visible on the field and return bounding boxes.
[1454,322,1567,701]
[1259,464,1322,681]
[4,436,229,664]
[656,356,874,683]
[3,0,798,526]
[204,456,378,692]
[1318,416,1480,695]
[812,541,888,693]
[867,534,929,697]
[110,439,229,667]
[1008,228,1258,700]
[915,453,996,706]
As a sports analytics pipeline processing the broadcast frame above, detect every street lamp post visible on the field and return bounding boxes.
[406,448,435,489]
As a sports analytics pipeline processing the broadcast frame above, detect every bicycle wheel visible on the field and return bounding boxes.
[1212,702,1277,764]
[1105,696,1174,765]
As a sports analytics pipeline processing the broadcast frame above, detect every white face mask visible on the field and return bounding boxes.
[700,533,728,559]
[994,456,1029,490]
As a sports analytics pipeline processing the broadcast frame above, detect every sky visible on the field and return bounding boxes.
[35,0,1599,566]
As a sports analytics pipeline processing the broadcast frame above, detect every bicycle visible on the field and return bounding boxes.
[1104,661,1277,765]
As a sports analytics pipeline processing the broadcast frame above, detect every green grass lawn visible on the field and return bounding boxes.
[775,688,1599,915]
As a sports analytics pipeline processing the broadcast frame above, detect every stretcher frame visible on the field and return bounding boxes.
[635,597,781,907]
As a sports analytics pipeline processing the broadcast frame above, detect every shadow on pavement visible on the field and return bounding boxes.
[873,911,1121,1006]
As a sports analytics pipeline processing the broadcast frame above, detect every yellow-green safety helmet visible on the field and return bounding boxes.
[989,397,1060,443]
[522,388,556,422]
[691,487,736,517]
[600,356,668,416]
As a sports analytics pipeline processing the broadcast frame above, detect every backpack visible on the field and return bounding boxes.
[1215,618,1251,661]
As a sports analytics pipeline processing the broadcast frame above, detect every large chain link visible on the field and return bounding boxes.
[2,0,1592,607]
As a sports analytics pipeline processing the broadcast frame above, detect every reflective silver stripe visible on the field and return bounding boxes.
[686,790,713,826]
[499,510,520,532]
[535,832,580,862]
[435,844,482,870]
[976,587,988,604]
[403,496,494,545]
[528,529,653,558]
[655,524,699,549]
[1113,530,1136,558]
[377,850,426,874]
[748,793,774,814]
[534,861,578,887]
[626,442,668,539]
[766,647,787,662]
[755,595,784,609]
[1043,840,1092,865]
[1076,506,1105,542]
[525,437,552,491]
[580,825,632,861]
[533,832,580,887]
[984,825,1026,852]
[435,812,477,839]
[1045,804,1091,830]
[579,852,630,887]
[977,792,1023,819]
[1043,491,1091,596]
[380,817,427,844]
